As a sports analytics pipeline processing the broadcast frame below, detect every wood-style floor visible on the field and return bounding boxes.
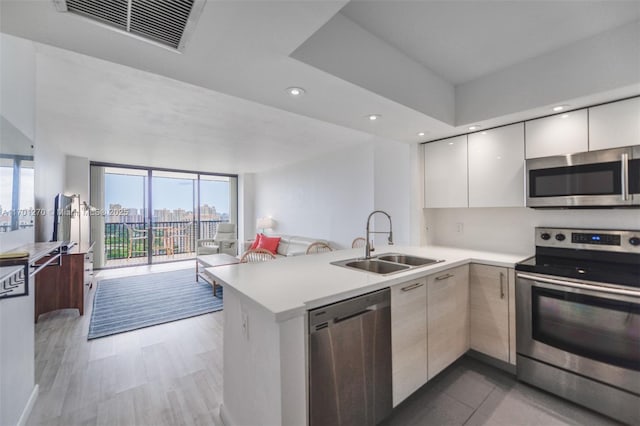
[27,263,224,426]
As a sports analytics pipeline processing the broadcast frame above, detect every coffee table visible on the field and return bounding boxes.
[196,253,240,296]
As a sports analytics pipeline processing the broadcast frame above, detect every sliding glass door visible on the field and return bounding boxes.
[199,174,236,241]
[101,167,149,267]
[90,163,237,269]
[150,171,197,263]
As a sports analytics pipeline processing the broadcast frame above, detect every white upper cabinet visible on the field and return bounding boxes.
[589,97,640,151]
[424,135,468,208]
[525,109,588,158]
[468,123,525,207]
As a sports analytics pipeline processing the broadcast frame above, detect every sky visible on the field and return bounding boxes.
[105,174,230,213]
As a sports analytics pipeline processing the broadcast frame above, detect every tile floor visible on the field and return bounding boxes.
[382,356,621,426]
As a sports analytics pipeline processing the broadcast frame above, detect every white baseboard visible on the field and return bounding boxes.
[17,384,38,426]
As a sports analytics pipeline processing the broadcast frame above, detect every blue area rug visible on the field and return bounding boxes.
[88,269,222,339]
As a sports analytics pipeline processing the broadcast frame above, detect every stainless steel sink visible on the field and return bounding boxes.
[331,253,444,275]
[343,259,410,274]
[376,253,441,267]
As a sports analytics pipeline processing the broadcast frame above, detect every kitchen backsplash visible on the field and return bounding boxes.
[424,207,640,255]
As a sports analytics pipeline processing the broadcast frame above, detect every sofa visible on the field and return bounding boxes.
[243,234,330,258]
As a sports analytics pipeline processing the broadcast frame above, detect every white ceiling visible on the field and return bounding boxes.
[341,1,640,85]
[1,0,639,172]
[34,43,378,174]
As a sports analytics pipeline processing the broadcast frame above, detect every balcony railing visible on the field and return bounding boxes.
[105,220,226,261]
[0,223,35,233]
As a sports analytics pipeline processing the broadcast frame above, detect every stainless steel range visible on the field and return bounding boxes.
[515,227,640,424]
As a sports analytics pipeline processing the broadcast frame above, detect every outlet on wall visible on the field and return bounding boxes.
[241,311,249,340]
[456,222,464,233]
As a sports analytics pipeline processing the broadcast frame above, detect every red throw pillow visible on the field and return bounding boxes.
[249,233,262,250]
[257,235,281,255]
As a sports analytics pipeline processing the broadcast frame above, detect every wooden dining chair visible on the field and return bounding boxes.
[351,237,366,248]
[124,224,148,259]
[306,241,333,255]
[239,248,277,263]
[170,222,193,256]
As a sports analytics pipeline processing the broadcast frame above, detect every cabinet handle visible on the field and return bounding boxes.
[499,272,505,299]
[401,282,424,292]
[435,273,454,281]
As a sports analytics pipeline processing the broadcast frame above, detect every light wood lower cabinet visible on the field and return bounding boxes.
[391,263,516,406]
[469,264,510,363]
[390,277,428,407]
[427,265,469,380]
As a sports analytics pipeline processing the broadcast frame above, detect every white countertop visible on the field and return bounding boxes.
[206,245,531,322]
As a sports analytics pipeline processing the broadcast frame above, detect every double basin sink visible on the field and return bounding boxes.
[331,253,444,275]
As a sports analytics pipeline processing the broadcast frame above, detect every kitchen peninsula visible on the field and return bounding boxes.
[207,245,528,426]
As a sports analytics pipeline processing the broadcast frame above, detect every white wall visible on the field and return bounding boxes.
[254,143,374,248]
[254,138,415,249]
[373,139,411,246]
[292,12,455,125]
[238,173,255,247]
[0,33,38,426]
[33,137,65,243]
[0,34,35,141]
[425,207,640,255]
[456,20,640,125]
[65,155,90,246]
[0,34,36,251]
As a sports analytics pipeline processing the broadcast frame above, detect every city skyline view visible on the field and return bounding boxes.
[105,173,231,223]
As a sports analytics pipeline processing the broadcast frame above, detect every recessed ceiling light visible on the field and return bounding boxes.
[561,113,570,119]
[448,142,454,145]
[480,131,487,135]
[367,114,381,121]
[418,132,426,136]
[468,125,481,131]
[553,104,569,112]
[286,87,305,96]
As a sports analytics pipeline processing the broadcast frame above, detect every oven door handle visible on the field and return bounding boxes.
[621,153,629,201]
[517,273,640,298]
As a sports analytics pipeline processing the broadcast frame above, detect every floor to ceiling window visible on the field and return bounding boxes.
[90,163,238,269]
[0,156,35,232]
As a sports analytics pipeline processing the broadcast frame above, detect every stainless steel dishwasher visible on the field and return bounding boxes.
[309,288,392,426]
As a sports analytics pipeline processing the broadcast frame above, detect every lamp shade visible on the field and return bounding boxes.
[256,217,275,230]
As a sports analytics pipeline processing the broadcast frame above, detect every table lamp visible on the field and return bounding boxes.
[256,217,275,234]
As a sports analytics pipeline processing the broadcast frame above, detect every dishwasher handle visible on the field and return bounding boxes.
[334,307,376,324]
[309,288,390,332]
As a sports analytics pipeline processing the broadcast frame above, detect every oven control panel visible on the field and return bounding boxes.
[536,227,640,253]
[571,232,620,246]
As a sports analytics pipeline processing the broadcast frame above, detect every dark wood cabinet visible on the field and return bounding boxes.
[35,243,94,322]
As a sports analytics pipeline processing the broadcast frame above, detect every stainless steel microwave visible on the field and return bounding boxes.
[526,145,640,208]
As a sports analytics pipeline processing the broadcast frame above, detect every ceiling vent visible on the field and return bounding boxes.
[53,0,206,51]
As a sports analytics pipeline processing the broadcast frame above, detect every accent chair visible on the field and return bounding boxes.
[197,222,237,256]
